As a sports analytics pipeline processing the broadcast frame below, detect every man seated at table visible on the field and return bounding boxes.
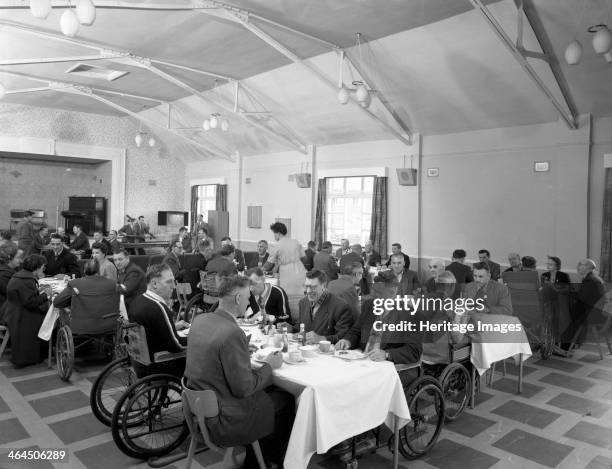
[390,253,420,296]
[29,226,49,255]
[246,267,292,325]
[313,241,339,282]
[91,242,117,282]
[114,248,147,309]
[55,227,71,247]
[327,261,362,321]
[363,240,381,267]
[504,252,522,273]
[302,240,316,271]
[162,240,185,280]
[53,259,120,331]
[424,258,446,293]
[221,236,245,272]
[464,264,513,315]
[69,224,90,257]
[43,233,80,278]
[336,270,422,385]
[445,249,474,299]
[335,238,351,259]
[291,269,353,344]
[473,249,501,281]
[185,275,294,469]
[521,256,537,271]
[339,244,364,272]
[206,244,238,277]
[385,243,410,270]
[129,263,189,378]
[92,231,112,257]
[107,230,122,254]
[247,240,270,270]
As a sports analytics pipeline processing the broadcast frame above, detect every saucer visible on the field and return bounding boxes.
[283,356,305,365]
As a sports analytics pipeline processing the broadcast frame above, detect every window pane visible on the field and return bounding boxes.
[345,177,361,193]
[330,197,345,211]
[363,177,374,193]
[329,178,344,194]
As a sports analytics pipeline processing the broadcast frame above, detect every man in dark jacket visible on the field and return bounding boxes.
[185,275,294,468]
[114,249,147,308]
[69,224,90,255]
[302,241,316,271]
[0,245,24,322]
[363,240,382,267]
[295,269,353,344]
[206,245,238,277]
[43,234,80,278]
[221,237,245,272]
[445,249,474,299]
[313,241,339,282]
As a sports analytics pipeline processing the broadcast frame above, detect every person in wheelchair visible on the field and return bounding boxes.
[129,263,189,378]
[245,267,292,325]
[336,269,422,386]
[53,259,120,334]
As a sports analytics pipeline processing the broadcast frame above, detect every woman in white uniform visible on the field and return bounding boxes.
[267,222,306,296]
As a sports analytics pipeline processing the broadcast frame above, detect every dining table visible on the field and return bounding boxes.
[245,325,411,469]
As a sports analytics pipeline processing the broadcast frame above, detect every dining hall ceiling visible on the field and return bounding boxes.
[0,0,610,160]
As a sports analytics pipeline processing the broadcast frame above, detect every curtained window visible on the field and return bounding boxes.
[314,179,327,249]
[601,168,612,281]
[370,176,387,258]
[216,184,228,212]
[191,184,217,225]
[325,176,374,246]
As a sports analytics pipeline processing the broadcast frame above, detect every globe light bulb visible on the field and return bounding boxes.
[355,84,369,103]
[210,115,218,129]
[221,119,229,131]
[60,9,80,37]
[337,87,350,105]
[203,119,210,131]
[76,0,96,26]
[148,137,156,147]
[134,133,143,147]
[30,0,52,19]
[564,40,583,65]
[593,27,612,54]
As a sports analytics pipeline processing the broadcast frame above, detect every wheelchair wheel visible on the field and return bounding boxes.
[111,374,188,459]
[90,356,136,426]
[56,325,74,381]
[184,293,203,323]
[439,363,471,421]
[113,321,129,360]
[398,375,444,459]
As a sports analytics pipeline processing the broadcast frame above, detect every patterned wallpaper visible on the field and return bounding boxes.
[0,103,186,234]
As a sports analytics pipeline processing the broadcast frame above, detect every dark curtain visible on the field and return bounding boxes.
[370,176,387,258]
[601,169,612,281]
[216,184,227,212]
[314,178,327,250]
[190,186,198,232]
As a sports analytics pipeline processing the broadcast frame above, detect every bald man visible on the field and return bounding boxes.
[425,258,446,293]
[563,259,606,350]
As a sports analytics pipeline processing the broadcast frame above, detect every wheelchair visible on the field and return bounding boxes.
[108,323,189,459]
[182,271,220,323]
[54,305,125,381]
[421,343,473,422]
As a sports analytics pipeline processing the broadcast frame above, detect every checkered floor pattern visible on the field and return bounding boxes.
[1,344,612,469]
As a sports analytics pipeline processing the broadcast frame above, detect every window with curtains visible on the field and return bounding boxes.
[325,176,374,245]
[194,185,217,222]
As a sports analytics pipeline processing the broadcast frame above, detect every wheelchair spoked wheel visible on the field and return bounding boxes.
[111,374,188,459]
[394,375,445,459]
[113,321,129,361]
[438,363,471,421]
[56,325,74,381]
[183,293,203,324]
[90,356,137,426]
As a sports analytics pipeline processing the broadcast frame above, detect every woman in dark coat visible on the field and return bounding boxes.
[4,254,49,368]
[0,245,24,323]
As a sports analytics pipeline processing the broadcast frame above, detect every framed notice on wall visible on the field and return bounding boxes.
[275,217,291,237]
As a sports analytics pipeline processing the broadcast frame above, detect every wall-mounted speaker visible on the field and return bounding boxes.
[296,173,311,188]
[396,168,417,186]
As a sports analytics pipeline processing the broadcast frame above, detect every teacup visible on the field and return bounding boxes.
[299,345,317,358]
[319,340,331,353]
[288,350,301,362]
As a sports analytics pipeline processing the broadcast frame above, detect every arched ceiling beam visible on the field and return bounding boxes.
[469,0,577,129]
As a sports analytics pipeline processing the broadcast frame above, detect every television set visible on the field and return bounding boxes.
[157,211,189,226]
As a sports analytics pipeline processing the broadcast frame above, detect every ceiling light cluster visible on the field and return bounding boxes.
[29,0,96,37]
[202,113,230,132]
[565,24,612,65]
[337,81,372,108]
[134,132,155,148]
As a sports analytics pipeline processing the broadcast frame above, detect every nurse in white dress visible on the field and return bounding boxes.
[268,222,306,296]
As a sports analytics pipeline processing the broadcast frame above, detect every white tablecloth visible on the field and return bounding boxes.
[469,314,533,375]
[271,354,410,469]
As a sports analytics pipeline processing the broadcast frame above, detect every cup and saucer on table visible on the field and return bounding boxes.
[284,349,306,365]
[317,340,334,355]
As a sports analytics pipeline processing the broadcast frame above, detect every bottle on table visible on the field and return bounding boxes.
[297,323,306,346]
[281,327,289,353]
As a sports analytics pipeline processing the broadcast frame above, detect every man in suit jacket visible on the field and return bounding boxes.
[70,224,90,255]
[445,249,474,299]
[92,231,113,257]
[335,238,351,259]
[107,230,122,254]
[363,240,381,267]
[53,258,120,334]
[295,269,353,344]
[220,237,245,272]
[15,211,35,253]
[385,243,410,270]
[191,214,209,238]
[464,264,513,315]
[29,226,49,256]
[313,241,339,282]
[473,249,501,281]
[129,264,188,378]
[302,241,316,271]
[327,262,362,321]
[114,249,147,308]
[504,252,523,273]
[424,258,446,293]
[390,253,420,296]
[185,275,294,467]
[339,246,364,272]
[246,267,292,324]
[206,245,238,277]
[246,240,270,270]
[563,259,606,349]
[44,234,80,278]
[162,240,184,280]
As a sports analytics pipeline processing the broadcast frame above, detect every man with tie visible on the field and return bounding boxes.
[43,234,80,278]
[114,248,147,309]
[390,253,420,296]
[473,249,501,282]
[335,238,351,259]
[192,214,209,238]
[385,243,411,270]
[464,264,513,315]
[128,263,189,378]
[295,269,353,344]
[246,267,292,325]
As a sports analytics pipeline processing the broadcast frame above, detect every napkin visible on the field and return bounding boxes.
[38,304,58,341]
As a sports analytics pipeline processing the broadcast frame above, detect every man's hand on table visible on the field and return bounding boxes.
[336,339,351,350]
[305,331,325,345]
[367,349,387,362]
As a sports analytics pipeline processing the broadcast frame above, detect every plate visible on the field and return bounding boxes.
[283,356,305,365]
[334,350,366,360]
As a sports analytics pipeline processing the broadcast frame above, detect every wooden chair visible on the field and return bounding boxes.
[181,377,266,469]
[0,325,10,359]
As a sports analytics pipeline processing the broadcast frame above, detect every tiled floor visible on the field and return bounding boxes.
[2,345,612,469]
